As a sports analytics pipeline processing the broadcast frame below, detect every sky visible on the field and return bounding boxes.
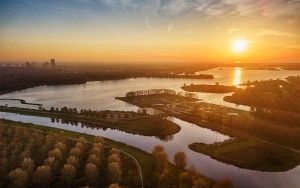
[0,0,299,63]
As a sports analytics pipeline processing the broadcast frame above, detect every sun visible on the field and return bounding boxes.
[232,39,248,53]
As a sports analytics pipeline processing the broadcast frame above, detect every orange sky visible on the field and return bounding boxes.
[0,0,299,63]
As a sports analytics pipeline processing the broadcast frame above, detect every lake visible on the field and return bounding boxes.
[1,67,300,188]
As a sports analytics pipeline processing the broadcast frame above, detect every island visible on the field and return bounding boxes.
[189,139,300,172]
[181,83,236,93]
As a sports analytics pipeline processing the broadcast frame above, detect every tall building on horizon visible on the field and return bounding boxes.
[50,59,56,67]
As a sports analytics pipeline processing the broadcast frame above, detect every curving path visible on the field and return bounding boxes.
[118,150,144,188]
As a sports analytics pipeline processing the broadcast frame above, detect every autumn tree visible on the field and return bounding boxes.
[109,183,122,188]
[21,157,35,178]
[213,179,233,188]
[108,162,122,183]
[9,168,28,188]
[33,165,52,187]
[107,154,121,164]
[60,164,76,187]
[152,145,168,174]
[85,163,99,187]
[174,151,187,170]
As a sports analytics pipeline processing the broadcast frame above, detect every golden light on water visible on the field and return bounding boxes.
[233,67,241,86]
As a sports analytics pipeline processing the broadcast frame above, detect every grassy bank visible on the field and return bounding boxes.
[189,139,300,172]
[0,106,180,136]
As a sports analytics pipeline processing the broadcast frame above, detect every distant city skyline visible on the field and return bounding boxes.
[0,0,299,63]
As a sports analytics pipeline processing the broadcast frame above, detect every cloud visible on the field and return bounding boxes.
[86,0,300,19]
[254,29,299,38]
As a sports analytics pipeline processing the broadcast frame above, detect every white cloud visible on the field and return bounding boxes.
[254,29,299,38]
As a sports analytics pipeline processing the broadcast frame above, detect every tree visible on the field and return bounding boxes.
[90,146,102,156]
[193,177,210,188]
[69,147,82,157]
[152,145,168,174]
[87,154,101,167]
[21,158,35,178]
[85,163,99,187]
[213,179,233,188]
[60,164,76,186]
[178,171,192,188]
[9,168,28,187]
[109,183,122,188]
[66,156,78,167]
[107,154,120,164]
[48,148,62,160]
[33,165,52,187]
[108,162,122,183]
[174,151,187,170]
[109,148,120,155]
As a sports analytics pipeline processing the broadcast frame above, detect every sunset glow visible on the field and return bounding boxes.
[233,39,248,53]
[0,0,299,63]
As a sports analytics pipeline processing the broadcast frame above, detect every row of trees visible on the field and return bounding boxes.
[47,106,147,120]
[151,145,233,188]
[125,89,198,99]
[0,122,140,187]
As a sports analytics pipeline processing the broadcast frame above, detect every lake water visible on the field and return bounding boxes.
[1,67,300,188]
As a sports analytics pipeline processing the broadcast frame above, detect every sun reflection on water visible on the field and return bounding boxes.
[233,67,241,86]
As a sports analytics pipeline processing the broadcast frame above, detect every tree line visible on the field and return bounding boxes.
[0,122,140,188]
[125,89,198,99]
[151,145,233,188]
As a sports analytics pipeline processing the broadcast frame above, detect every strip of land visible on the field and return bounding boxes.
[0,98,42,106]
[0,106,180,136]
[181,84,236,93]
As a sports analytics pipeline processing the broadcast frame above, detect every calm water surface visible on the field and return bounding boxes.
[1,67,300,111]
[1,67,300,188]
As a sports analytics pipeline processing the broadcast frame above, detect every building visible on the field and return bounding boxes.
[50,59,56,67]
[43,62,49,67]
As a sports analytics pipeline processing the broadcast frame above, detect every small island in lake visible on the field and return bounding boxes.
[189,139,300,172]
[181,83,236,93]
